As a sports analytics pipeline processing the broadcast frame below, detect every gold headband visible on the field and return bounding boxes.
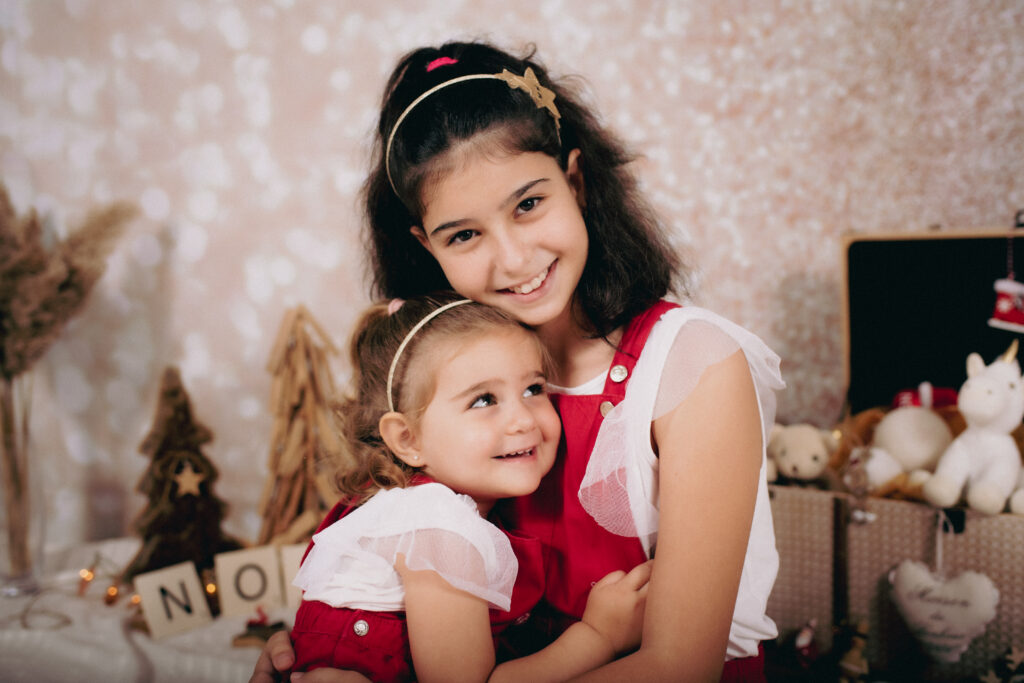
[384,67,562,194]
[386,298,473,412]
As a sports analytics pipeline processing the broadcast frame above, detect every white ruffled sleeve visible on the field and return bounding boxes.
[578,307,785,555]
[292,483,518,612]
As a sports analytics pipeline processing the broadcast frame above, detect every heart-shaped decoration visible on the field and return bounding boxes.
[889,560,1000,663]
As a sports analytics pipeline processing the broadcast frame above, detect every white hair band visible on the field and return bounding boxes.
[386,298,473,412]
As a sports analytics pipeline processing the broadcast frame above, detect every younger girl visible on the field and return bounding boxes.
[289,293,649,683]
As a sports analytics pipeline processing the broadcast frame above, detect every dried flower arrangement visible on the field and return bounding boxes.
[0,182,134,585]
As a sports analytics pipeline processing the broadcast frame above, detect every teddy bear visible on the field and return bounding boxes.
[767,423,839,487]
[922,341,1024,515]
[830,408,886,472]
[864,399,953,497]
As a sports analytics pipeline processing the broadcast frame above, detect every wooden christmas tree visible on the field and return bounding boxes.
[257,305,345,546]
[118,366,242,588]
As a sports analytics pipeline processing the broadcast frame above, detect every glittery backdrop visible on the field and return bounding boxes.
[1,1,1022,548]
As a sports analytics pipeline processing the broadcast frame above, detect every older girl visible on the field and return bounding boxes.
[254,40,783,683]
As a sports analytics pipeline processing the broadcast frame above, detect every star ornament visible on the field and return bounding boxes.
[174,460,204,497]
[497,67,561,132]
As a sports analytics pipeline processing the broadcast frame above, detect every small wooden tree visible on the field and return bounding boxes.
[257,305,344,546]
[118,367,242,590]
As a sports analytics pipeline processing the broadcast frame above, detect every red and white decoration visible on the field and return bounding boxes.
[989,278,1024,334]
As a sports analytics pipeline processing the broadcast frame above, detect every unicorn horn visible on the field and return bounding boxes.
[1001,338,1019,362]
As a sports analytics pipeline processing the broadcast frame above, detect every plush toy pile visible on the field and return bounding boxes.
[773,343,1024,516]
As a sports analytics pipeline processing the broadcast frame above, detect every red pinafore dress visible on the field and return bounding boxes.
[499,300,766,681]
[292,485,545,682]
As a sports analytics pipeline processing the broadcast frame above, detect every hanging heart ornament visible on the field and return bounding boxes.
[889,560,999,663]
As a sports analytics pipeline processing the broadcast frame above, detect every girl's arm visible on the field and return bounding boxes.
[571,349,763,682]
[401,557,652,683]
[488,560,651,682]
[400,557,497,683]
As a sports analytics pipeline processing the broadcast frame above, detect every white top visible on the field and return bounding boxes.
[575,305,784,659]
[292,483,519,612]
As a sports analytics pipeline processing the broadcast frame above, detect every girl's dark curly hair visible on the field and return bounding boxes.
[363,40,683,339]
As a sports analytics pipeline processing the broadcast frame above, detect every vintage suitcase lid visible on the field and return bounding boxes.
[842,227,1024,413]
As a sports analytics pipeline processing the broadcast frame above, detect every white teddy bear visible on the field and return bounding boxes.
[864,384,953,493]
[922,341,1024,515]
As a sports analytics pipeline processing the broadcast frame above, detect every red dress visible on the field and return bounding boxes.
[292,492,544,682]
[499,300,766,681]
[500,301,676,636]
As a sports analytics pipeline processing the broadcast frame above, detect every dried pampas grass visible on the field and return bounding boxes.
[1,181,134,582]
[0,183,135,380]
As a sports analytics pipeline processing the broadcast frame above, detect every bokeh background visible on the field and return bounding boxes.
[2,0,1022,549]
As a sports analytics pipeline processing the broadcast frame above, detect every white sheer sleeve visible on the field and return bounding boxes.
[578,307,785,555]
[293,483,518,612]
[651,320,740,420]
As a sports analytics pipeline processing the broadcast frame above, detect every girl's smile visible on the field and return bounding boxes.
[413,150,588,330]
[500,260,559,309]
[505,262,552,295]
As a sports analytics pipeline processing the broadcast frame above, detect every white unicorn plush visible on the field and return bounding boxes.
[1011,470,1024,515]
[922,340,1024,515]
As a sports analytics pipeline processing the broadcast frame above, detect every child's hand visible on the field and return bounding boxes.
[580,560,652,655]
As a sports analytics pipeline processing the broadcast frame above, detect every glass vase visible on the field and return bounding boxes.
[1,374,45,596]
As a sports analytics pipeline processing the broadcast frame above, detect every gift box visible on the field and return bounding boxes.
[766,485,840,655]
[844,495,1024,680]
[769,486,1024,680]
